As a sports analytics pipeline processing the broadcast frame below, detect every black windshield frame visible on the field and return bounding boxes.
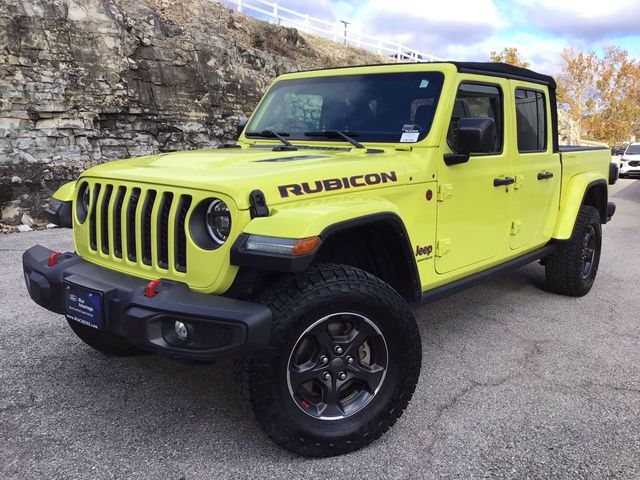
[246,72,445,144]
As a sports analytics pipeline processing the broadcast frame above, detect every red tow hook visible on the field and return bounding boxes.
[47,251,62,267]
[144,279,161,298]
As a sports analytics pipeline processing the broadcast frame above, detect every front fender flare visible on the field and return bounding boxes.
[242,198,402,239]
[44,181,77,228]
[230,199,420,299]
[52,181,76,202]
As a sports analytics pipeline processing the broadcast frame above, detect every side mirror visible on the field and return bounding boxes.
[456,117,496,155]
[236,117,248,140]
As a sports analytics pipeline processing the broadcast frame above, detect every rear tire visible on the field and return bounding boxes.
[545,205,602,297]
[66,319,149,356]
[243,264,421,457]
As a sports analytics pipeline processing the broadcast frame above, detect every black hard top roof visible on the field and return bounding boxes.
[297,61,556,90]
[449,62,556,89]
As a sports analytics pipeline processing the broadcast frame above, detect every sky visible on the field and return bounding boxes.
[269,0,640,74]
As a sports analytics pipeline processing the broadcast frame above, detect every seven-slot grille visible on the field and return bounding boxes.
[85,182,192,273]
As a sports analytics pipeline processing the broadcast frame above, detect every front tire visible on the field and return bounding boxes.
[545,205,602,297]
[66,319,149,356]
[243,264,421,457]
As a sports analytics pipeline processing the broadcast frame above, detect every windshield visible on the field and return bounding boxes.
[625,144,640,155]
[246,72,445,143]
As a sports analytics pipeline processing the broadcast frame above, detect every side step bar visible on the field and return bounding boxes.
[421,244,557,305]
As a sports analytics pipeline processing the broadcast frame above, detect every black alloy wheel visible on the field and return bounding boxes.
[287,312,388,420]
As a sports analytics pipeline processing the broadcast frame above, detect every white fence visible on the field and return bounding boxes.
[217,0,440,62]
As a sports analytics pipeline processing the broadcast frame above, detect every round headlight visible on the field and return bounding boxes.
[76,182,90,223]
[206,199,231,245]
[82,187,90,211]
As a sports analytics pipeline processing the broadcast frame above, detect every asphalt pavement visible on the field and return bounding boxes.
[1,179,639,479]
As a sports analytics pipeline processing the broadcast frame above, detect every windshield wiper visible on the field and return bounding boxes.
[245,129,293,147]
[304,130,365,149]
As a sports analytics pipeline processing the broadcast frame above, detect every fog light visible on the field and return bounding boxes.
[174,321,188,341]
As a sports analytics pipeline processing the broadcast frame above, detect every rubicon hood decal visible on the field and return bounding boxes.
[278,171,397,198]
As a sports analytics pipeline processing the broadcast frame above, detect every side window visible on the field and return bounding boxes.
[515,88,547,152]
[448,83,502,154]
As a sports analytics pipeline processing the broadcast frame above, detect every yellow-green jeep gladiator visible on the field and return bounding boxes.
[23,62,618,456]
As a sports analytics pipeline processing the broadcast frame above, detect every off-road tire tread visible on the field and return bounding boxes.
[242,263,421,457]
[545,205,601,297]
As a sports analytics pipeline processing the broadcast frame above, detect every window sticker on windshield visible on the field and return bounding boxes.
[400,130,419,142]
[419,79,430,88]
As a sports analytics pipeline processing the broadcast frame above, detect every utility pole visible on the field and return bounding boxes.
[339,20,350,46]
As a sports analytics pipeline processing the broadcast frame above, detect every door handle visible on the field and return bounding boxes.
[493,177,515,187]
[537,171,554,180]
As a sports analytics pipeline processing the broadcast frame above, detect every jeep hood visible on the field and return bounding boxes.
[80,146,410,210]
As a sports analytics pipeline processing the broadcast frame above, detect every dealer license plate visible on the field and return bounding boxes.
[64,282,104,330]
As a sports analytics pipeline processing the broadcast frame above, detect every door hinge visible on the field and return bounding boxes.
[435,239,452,257]
[437,184,453,202]
[511,220,522,236]
[514,175,525,190]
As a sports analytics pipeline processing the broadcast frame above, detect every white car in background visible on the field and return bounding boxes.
[620,143,640,178]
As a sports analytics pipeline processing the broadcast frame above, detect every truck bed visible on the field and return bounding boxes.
[559,145,609,153]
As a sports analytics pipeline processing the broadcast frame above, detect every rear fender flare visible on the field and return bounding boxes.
[553,174,607,240]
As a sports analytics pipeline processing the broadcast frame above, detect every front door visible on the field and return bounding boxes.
[435,79,513,274]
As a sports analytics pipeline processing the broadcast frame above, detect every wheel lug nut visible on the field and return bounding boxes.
[346,356,354,364]
[338,371,347,381]
[334,346,343,355]
[322,371,331,381]
[320,355,329,364]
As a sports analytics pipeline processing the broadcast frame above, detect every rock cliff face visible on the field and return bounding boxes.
[0,0,387,225]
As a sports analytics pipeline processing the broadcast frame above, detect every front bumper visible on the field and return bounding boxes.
[620,164,640,176]
[22,245,272,361]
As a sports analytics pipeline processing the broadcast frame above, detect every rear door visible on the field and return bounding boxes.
[508,83,561,250]
[435,78,513,274]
